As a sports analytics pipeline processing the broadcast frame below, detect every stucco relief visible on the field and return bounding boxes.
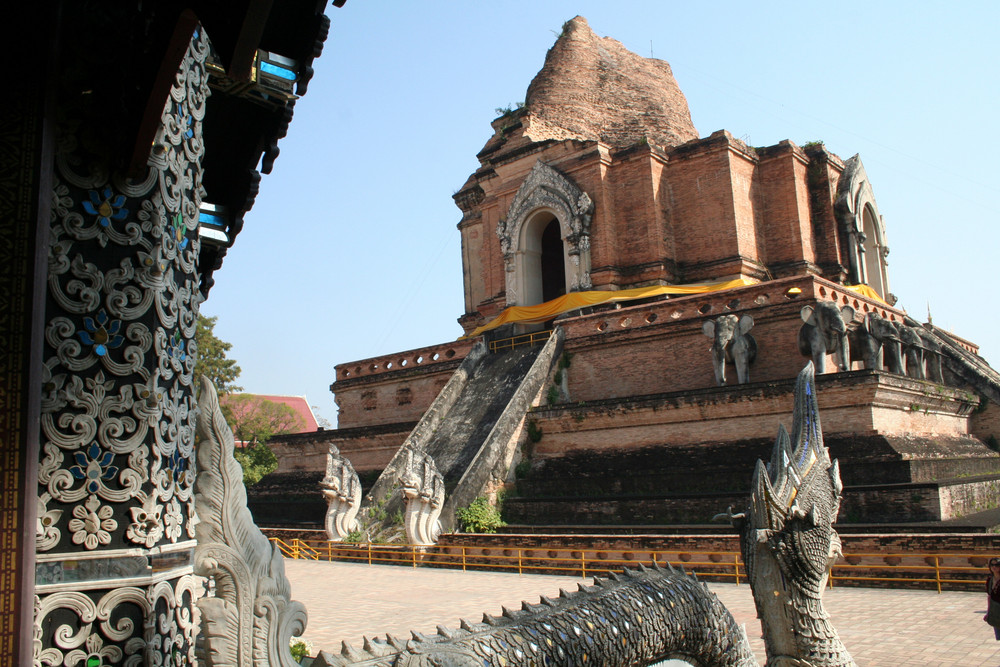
[34,25,208,666]
[495,161,594,305]
[835,156,891,300]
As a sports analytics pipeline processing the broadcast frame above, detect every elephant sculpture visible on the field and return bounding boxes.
[702,314,757,386]
[917,328,945,383]
[853,312,904,374]
[898,325,926,379]
[798,301,855,373]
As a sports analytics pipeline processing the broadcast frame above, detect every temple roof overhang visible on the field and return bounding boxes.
[47,0,346,295]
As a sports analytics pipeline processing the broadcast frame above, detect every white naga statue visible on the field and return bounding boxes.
[194,377,307,667]
[399,451,444,547]
[321,445,362,542]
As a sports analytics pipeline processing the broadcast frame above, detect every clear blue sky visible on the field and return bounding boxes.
[202,1,1000,427]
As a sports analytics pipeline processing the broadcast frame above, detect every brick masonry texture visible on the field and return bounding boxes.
[289,17,1000,533]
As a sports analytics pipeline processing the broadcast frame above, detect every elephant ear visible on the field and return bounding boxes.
[738,314,754,335]
[702,320,716,339]
[864,312,876,333]
[800,305,816,326]
[840,305,856,324]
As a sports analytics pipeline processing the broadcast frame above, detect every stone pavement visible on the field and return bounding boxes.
[285,559,1000,666]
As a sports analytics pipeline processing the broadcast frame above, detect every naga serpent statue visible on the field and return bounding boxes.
[724,363,856,667]
[194,363,853,667]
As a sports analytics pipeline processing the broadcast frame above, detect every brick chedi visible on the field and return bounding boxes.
[454,16,886,336]
[261,16,1000,532]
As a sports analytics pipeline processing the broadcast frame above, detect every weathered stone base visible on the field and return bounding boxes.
[508,370,999,525]
[247,470,381,528]
[504,474,1000,526]
[269,422,418,476]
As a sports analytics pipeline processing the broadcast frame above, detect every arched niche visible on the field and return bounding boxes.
[835,155,891,300]
[518,211,568,307]
[496,160,594,306]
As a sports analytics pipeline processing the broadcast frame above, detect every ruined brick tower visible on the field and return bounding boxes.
[260,17,1000,531]
[455,16,890,336]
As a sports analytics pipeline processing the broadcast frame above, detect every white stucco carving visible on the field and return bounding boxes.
[496,161,594,306]
[399,451,444,547]
[321,445,362,541]
[835,155,890,299]
[194,377,307,667]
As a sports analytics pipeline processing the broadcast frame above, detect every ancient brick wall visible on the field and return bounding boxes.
[556,275,905,402]
[972,401,1000,447]
[456,119,857,332]
[596,146,672,286]
[757,142,816,273]
[332,339,475,428]
[270,422,416,474]
[803,146,847,279]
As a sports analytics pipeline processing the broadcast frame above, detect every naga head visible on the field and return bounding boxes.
[399,451,443,508]
[739,362,845,599]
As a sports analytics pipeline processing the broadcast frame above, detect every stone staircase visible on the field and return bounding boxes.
[358,329,565,536]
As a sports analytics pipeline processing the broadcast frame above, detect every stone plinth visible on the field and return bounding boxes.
[556,274,907,402]
[510,369,997,525]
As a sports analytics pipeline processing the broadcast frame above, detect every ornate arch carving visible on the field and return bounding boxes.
[496,161,594,305]
[835,155,891,300]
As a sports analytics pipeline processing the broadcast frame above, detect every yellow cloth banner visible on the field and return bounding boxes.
[463,278,757,338]
[844,284,887,305]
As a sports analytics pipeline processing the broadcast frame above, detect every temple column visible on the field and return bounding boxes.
[33,29,209,665]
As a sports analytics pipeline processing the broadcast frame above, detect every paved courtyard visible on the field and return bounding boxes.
[285,558,1000,666]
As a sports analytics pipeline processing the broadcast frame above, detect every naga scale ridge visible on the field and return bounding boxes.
[194,377,307,666]
[313,562,755,667]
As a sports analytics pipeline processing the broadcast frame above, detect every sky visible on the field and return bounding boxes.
[202,1,1000,428]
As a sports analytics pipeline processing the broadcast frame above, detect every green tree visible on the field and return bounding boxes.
[232,443,279,486]
[224,395,305,447]
[194,314,242,395]
[222,395,306,485]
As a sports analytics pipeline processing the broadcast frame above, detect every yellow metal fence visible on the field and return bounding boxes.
[488,330,553,353]
[269,538,987,593]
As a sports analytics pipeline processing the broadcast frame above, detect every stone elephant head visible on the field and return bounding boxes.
[702,313,757,386]
[898,325,927,380]
[917,328,945,383]
[853,312,903,374]
[798,301,855,373]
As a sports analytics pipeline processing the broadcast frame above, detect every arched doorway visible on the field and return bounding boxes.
[497,160,594,307]
[518,210,567,307]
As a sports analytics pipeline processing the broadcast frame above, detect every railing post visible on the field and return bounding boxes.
[934,556,941,594]
[412,546,417,568]
[293,539,299,560]
[581,551,587,579]
[367,542,372,566]
[518,548,523,575]
[462,546,467,572]
[734,553,740,586]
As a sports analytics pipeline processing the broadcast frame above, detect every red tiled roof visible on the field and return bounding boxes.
[223,394,319,433]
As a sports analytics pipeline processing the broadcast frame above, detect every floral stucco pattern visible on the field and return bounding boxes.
[33,25,209,667]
